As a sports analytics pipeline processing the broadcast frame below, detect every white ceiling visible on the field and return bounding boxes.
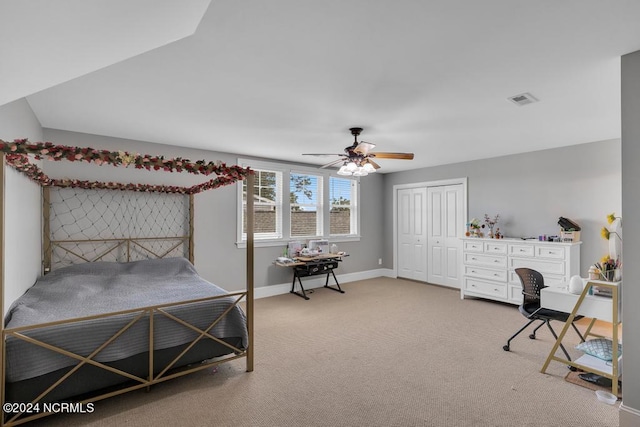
[4,1,640,173]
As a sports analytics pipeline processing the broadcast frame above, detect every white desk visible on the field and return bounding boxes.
[540,280,622,396]
[540,282,622,323]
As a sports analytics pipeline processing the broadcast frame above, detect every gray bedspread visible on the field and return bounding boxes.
[3,257,248,383]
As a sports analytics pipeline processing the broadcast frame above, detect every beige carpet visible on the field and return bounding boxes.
[565,371,622,398]
[29,278,619,427]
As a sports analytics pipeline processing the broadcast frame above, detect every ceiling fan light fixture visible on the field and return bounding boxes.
[362,163,376,173]
[337,165,352,176]
[345,161,358,172]
[353,167,368,177]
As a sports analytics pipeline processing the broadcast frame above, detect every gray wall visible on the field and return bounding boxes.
[0,99,44,315]
[382,139,621,277]
[621,49,639,423]
[41,128,385,291]
[1,95,634,419]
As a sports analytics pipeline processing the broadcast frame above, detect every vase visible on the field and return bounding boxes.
[608,218,622,264]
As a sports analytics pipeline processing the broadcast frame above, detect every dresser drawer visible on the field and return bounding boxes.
[541,274,566,287]
[465,253,507,269]
[508,244,535,257]
[464,278,507,299]
[535,246,566,260]
[509,258,565,275]
[509,270,566,287]
[484,241,507,254]
[465,265,508,282]
[464,241,484,253]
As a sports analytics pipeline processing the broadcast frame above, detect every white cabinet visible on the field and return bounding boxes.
[461,238,581,305]
[462,240,508,301]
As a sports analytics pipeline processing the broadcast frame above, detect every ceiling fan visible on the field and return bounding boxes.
[303,127,414,176]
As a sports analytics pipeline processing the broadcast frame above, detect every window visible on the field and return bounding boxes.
[330,177,357,236]
[241,168,282,240]
[237,159,359,246]
[290,172,322,237]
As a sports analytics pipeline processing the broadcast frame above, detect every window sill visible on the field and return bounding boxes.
[236,235,361,249]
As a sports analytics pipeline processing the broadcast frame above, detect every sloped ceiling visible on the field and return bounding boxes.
[4,1,640,172]
[0,0,211,105]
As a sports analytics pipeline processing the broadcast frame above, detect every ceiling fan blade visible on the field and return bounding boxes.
[354,141,376,155]
[302,153,344,157]
[370,152,414,160]
[320,158,346,169]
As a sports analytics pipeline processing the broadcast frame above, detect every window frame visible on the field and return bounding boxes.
[240,167,283,241]
[236,159,360,248]
[289,170,324,239]
[329,176,358,237]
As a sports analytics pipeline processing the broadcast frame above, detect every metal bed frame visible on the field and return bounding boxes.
[0,153,255,426]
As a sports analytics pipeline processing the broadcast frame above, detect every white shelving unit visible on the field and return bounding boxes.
[541,280,622,396]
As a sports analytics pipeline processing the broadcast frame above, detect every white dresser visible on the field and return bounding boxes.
[461,237,581,305]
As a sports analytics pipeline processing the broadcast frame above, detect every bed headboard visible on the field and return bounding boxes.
[43,187,193,271]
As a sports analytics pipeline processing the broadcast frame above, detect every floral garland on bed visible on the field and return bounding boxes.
[0,139,253,194]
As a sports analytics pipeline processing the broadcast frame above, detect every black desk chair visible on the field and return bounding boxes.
[503,268,585,361]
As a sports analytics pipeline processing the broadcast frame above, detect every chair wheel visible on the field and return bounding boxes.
[569,366,578,371]
[529,334,536,339]
[503,345,510,351]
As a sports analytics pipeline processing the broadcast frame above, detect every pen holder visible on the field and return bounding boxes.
[600,269,621,282]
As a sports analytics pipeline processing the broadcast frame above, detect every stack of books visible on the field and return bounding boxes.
[593,286,613,297]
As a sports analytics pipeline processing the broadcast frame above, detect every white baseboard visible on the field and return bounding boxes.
[620,402,640,426]
[254,268,396,299]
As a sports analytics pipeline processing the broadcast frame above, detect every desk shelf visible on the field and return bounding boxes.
[573,353,621,378]
[541,280,622,396]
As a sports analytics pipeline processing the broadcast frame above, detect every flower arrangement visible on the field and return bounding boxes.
[0,139,253,195]
[594,212,622,281]
[601,213,622,241]
[466,218,485,237]
[484,213,500,238]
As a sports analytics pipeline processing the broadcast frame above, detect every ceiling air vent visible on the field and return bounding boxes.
[508,92,538,106]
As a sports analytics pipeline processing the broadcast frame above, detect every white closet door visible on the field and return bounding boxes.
[397,187,427,281]
[427,184,463,288]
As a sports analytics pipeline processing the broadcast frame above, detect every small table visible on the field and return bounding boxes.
[276,254,345,300]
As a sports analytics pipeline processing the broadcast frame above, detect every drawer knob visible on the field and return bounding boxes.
[494,259,499,262]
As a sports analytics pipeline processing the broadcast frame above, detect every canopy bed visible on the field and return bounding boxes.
[0,140,255,426]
